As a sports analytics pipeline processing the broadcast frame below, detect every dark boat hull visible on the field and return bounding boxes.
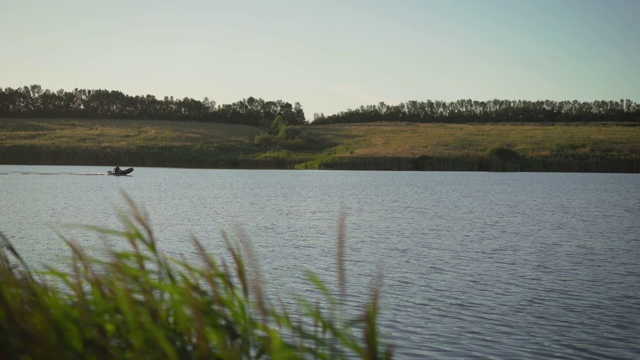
[107,168,134,176]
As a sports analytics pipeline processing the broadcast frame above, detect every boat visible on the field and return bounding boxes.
[107,167,134,176]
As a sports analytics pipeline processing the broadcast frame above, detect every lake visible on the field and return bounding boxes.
[1,165,639,358]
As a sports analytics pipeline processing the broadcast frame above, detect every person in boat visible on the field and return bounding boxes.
[113,164,121,173]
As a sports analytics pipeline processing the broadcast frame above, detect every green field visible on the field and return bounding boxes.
[1,118,639,172]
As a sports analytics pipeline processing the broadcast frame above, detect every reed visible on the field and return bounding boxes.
[0,193,393,359]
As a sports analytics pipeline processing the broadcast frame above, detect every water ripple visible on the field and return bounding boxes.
[2,167,639,358]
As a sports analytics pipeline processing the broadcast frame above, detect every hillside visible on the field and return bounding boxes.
[1,118,639,172]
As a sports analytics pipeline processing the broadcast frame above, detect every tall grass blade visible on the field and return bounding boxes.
[0,194,393,359]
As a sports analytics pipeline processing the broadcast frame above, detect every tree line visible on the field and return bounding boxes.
[2,85,638,125]
[312,98,640,124]
[0,85,306,126]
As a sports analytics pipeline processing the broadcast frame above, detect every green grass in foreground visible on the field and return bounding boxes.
[0,193,392,359]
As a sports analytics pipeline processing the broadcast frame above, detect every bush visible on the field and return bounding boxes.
[255,121,327,152]
[485,147,522,160]
[278,126,302,140]
[254,132,276,148]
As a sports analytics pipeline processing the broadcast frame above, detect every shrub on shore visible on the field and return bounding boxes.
[0,194,392,359]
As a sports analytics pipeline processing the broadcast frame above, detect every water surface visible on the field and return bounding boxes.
[1,165,639,358]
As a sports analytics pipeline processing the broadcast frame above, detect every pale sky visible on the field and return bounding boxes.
[1,0,639,120]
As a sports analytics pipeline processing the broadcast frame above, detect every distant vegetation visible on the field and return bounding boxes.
[312,99,640,124]
[254,116,325,151]
[0,85,306,126]
[1,118,638,172]
[1,84,639,172]
[1,84,639,124]
[0,195,393,359]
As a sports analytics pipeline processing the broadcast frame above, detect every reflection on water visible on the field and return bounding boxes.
[1,165,639,359]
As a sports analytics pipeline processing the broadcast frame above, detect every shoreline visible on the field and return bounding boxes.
[2,147,638,173]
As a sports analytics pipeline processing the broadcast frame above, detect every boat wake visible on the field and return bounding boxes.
[0,171,107,176]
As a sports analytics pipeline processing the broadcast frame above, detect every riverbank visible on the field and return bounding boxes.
[1,118,639,172]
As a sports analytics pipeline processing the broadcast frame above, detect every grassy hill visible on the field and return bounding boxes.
[1,118,639,172]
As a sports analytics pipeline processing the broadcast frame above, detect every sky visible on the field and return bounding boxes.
[1,0,639,120]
